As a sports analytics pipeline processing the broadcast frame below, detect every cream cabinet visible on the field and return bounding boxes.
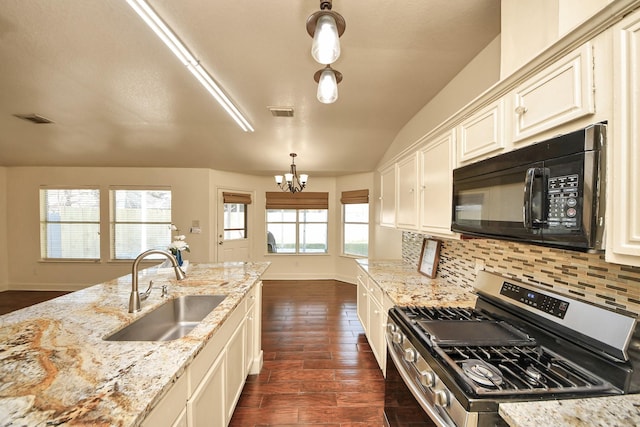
[396,154,419,230]
[142,283,262,427]
[457,99,506,166]
[379,164,397,227]
[607,12,640,267]
[356,265,392,373]
[512,42,595,143]
[419,130,456,237]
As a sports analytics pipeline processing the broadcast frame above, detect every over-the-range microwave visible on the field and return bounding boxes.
[452,123,606,252]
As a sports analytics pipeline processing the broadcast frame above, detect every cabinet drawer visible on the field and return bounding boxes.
[368,282,383,306]
[512,42,594,142]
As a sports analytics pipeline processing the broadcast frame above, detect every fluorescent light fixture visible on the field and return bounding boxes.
[126,0,254,132]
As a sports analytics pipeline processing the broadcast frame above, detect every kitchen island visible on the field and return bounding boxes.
[0,261,269,426]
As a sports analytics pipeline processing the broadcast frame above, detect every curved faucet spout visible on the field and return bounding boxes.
[129,249,186,313]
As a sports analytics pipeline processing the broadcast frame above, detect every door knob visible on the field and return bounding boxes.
[218,241,223,245]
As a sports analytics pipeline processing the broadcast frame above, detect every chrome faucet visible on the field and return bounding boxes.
[129,249,186,313]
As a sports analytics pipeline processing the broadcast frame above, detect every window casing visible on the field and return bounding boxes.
[111,189,172,259]
[341,189,369,257]
[40,188,101,260]
[266,209,328,254]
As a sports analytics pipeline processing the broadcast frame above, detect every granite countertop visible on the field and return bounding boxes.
[0,261,270,427]
[499,395,640,427]
[356,258,477,307]
[357,259,640,427]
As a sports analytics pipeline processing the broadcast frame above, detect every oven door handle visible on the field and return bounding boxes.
[386,338,452,427]
[523,167,545,229]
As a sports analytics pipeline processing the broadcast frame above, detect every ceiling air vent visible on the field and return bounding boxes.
[267,106,294,117]
[13,113,54,124]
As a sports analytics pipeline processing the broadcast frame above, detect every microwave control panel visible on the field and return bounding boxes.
[547,174,579,228]
[500,282,569,319]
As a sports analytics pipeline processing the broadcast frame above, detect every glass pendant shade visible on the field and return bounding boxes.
[275,175,283,184]
[311,14,341,64]
[299,174,309,184]
[285,173,294,183]
[317,69,338,104]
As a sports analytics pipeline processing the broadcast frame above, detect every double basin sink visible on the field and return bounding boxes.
[105,294,226,342]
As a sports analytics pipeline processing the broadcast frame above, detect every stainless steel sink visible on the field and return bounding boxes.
[105,295,227,341]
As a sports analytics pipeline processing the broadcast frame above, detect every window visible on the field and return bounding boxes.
[341,189,369,257]
[265,192,329,254]
[40,188,100,260]
[111,189,172,259]
[223,192,251,240]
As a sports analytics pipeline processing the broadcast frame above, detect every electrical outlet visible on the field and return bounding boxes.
[190,227,201,234]
[474,259,485,273]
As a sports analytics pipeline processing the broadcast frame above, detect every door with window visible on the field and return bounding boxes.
[217,190,252,262]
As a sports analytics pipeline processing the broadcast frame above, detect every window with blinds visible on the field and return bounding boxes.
[40,188,101,260]
[111,188,172,259]
[265,192,328,254]
[341,189,369,257]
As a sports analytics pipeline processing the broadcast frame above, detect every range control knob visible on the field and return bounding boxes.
[419,370,436,388]
[392,332,404,344]
[434,389,450,408]
[403,347,417,363]
[386,323,397,334]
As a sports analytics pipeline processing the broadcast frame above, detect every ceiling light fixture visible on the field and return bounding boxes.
[314,65,342,104]
[274,153,308,193]
[125,0,254,132]
[306,0,346,65]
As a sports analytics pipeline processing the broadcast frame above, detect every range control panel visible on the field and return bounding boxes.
[500,282,569,319]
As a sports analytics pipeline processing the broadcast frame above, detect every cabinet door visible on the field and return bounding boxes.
[396,154,419,230]
[171,408,188,427]
[356,272,369,334]
[419,130,455,236]
[188,351,226,427]
[226,319,246,421]
[368,296,386,373]
[608,13,640,266]
[379,164,397,227]
[457,99,505,165]
[512,42,595,142]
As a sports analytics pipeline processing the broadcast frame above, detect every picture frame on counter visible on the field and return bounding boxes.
[418,238,441,278]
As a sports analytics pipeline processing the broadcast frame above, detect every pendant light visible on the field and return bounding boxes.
[306,0,346,65]
[314,66,342,104]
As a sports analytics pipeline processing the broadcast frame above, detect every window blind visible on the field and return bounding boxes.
[223,192,252,204]
[340,189,369,204]
[265,192,329,209]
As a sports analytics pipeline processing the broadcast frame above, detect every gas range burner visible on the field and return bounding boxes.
[461,359,503,387]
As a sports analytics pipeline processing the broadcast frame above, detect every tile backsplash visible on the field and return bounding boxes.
[403,232,640,318]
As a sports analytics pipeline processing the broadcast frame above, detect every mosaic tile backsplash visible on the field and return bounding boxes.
[402,232,640,318]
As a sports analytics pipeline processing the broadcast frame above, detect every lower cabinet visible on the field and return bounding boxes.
[356,266,392,374]
[142,282,262,427]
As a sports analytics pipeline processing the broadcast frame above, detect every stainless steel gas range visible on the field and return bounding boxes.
[384,271,640,427]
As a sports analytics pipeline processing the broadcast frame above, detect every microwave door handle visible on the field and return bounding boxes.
[524,168,538,229]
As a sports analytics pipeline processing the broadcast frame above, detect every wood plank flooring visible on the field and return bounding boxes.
[229,280,385,427]
[0,290,70,315]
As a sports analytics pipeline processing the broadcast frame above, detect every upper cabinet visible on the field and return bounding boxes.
[420,130,456,237]
[607,11,640,267]
[457,99,506,166]
[511,42,595,143]
[379,164,397,228]
[396,154,419,230]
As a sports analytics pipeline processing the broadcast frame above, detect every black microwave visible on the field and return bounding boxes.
[451,123,606,252]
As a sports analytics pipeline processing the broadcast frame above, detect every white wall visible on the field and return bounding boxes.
[0,167,7,291]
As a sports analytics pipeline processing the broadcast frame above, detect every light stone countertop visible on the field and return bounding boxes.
[499,395,640,427]
[357,259,640,427]
[0,261,269,427]
[356,258,477,307]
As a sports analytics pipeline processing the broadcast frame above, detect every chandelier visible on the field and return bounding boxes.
[306,0,345,104]
[274,153,308,193]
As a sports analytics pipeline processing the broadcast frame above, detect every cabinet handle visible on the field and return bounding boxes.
[515,105,528,115]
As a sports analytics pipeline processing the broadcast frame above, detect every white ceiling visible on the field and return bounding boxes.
[0,0,500,176]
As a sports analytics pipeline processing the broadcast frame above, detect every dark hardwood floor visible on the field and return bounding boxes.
[230,280,385,427]
[0,290,70,315]
[0,281,386,426]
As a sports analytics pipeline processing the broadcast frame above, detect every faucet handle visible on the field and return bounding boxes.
[140,280,154,301]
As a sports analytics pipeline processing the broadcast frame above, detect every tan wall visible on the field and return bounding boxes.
[6,167,211,290]
[0,167,7,291]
